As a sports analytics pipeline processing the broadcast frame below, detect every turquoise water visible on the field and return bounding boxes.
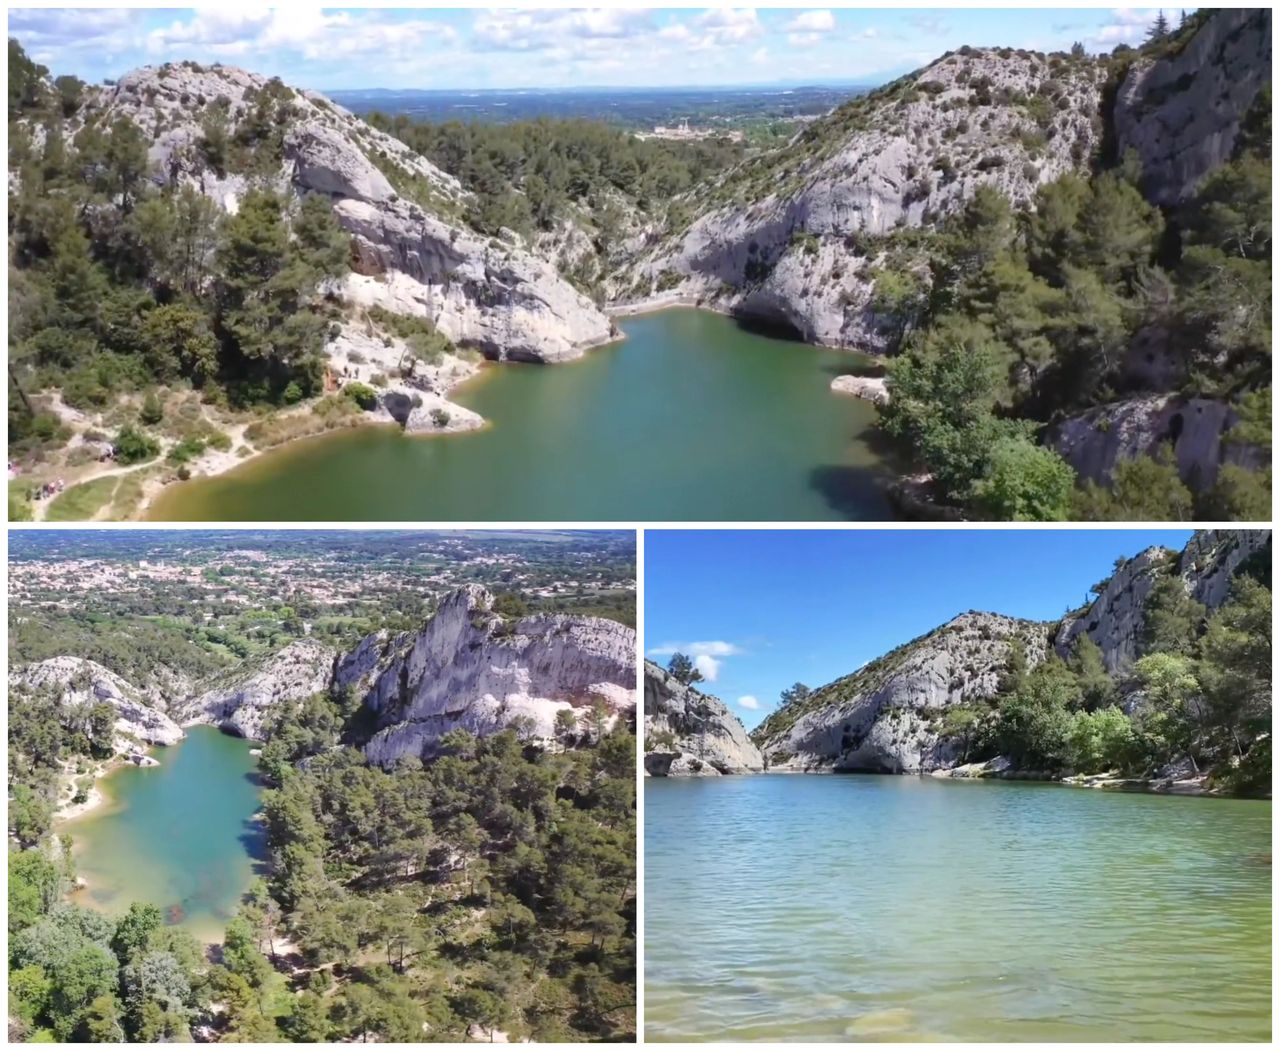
[63,726,265,942]
[149,309,893,521]
[645,774,1272,1041]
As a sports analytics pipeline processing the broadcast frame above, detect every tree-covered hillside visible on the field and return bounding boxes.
[9,696,636,1042]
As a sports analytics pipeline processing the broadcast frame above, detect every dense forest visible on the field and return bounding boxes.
[9,687,636,1041]
[873,18,1271,520]
[365,112,741,245]
[8,40,354,462]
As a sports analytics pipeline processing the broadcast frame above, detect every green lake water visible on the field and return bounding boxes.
[148,309,893,521]
[645,774,1272,1042]
[63,726,265,943]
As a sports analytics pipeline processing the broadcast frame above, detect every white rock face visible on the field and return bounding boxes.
[183,639,338,740]
[340,585,637,766]
[830,374,890,405]
[1053,546,1178,674]
[1048,395,1264,490]
[10,657,184,745]
[754,613,1052,772]
[336,201,614,362]
[1115,8,1271,205]
[1055,529,1272,672]
[90,61,611,364]
[643,661,763,776]
[617,47,1103,348]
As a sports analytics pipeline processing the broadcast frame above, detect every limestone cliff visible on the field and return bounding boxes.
[611,8,1269,370]
[1114,8,1271,206]
[336,585,636,766]
[1047,395,1265,492]
[1055,529,1271,672]
[8,657,184,746]
[180,639,338,740]
[614,47,1105,348]
[86,62,612,363]
[643,661,763,776]
[751,530,1269,772]
[752,614,1052,772]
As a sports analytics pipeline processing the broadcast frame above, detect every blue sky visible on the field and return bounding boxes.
[645,529,1194,730]
[9,8,1166,91]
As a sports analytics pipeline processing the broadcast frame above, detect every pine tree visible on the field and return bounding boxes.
[1147,10,1171,44]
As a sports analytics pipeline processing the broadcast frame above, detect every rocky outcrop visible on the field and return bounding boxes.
[1114,8,1272,206]
[831,374,889,405]
[336,585,636,766]
[90,61,612,364]
[752,614,1052,772]
[616,47,1104,348]
[11,585,634,764]
[182,640,338,740]
[337,204,614,362]
[1047,395,1264,491]
[643,662,763,776]
[378,387,484,435]
[1055,529,1271,671]
[9,657,184,746]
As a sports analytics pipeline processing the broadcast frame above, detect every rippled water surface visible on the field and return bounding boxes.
[148,309,892,521]
[63,727,265,942]
[644,774,1271,1041]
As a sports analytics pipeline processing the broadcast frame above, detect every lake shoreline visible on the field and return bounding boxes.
[137,308,895,521]
[673,765,1270,800]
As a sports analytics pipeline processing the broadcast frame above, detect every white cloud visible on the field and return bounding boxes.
[787,10,836,33]
[686,7,762,49]
[1085,8,1163,50]
[737,695,761,710]
[142,8,455,65]
[647,640,743,658]
[647,639,745,683]
[472,8,655,52]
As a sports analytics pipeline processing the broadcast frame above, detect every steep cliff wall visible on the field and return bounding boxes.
[1055,529,1271,671]
[337,585,636,766]
[752,614,1052,772]
[180,639,339,739]
[1114,8,1271,205]
[87,62,612,362]
[643,661,763,776]
[615,48,1103,349]
[751,530,1269,774]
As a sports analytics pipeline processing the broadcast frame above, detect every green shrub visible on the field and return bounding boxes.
[113,425,159,465]
[343,382,379,410]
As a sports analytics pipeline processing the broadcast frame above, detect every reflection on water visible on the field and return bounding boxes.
[644,774,1272,1042]
[149,309,895,522]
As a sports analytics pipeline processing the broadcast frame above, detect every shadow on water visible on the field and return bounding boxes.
[728,311,806,344]
[809,464,894,520]
[238,813,271,878]
[819,358,886,380]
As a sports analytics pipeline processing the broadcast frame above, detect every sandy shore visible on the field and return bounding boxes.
[54,758,113,822]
